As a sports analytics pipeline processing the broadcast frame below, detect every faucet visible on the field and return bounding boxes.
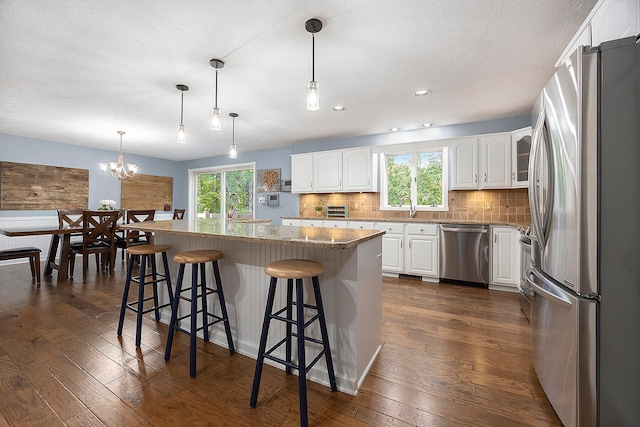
[228,193,240,218]
[398,196,416,218]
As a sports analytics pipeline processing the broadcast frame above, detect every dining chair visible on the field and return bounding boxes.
[69,210,119,282]
[57,208,96,273]
[115,209,155,265]
[173,209,185,220]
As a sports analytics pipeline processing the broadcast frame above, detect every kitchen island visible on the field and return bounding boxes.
[120,219,384,395]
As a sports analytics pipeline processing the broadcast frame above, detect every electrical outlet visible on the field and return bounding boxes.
[485,202,492,211]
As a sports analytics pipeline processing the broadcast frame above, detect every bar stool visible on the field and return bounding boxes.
[117,244,173,348]
[164,250,235,377]
[250,259,337,427]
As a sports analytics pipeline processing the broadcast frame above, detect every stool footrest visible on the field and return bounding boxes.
[263,339,329,376]
[126,300,171,315]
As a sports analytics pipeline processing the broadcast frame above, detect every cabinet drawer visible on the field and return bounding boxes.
[375,222,405,234]
[405,223,438,236]
[347,221,375,230]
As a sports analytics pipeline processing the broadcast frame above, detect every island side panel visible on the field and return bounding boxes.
[152,232,382,395]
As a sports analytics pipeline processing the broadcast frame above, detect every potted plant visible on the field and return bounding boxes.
[314,206,324,217]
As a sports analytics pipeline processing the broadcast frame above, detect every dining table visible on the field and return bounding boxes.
[0,225,82,282]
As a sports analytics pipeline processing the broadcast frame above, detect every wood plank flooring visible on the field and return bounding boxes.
[0,261,561,426]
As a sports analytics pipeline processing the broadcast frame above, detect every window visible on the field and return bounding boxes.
[380,148,448,211]
[189,163,255,219]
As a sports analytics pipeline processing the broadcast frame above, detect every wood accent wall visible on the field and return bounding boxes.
[121,174,173,211]
[0,161,89,210]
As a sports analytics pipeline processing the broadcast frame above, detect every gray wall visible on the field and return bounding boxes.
[1,115,531,223]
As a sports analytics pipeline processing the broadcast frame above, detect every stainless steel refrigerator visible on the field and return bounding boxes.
[528,36,640,427]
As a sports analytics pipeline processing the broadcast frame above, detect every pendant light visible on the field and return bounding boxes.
[210,58,225,131]
[305,18,322,111]
[229,113,238,159]
[176,84,189,144]
[99,131,138,180]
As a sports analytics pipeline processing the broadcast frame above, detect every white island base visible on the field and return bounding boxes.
[151,231,382,396]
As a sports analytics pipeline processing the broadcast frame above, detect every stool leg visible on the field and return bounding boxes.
[200,262,209,343]
[313,275,337,391]
[135,254,148,347]
[190,263,199,377]
[117,255,136,337]
[285,278,293,374]
[161,252,173,309]
[212,260,235,354]
[296,278,308,427]
[150,255,161,321]
[250,277,278,408]
[165,264,185,361]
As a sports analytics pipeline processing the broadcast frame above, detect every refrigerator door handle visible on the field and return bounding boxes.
[530,106,547,250]
[527,268,572,309]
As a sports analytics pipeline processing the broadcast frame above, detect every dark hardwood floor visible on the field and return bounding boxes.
[0,260,561,426]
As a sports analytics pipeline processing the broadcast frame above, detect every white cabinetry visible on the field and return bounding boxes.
[375,222,405,274]
[347,221,375,230]
[480,134,512,188]
[282,219,301,226]
[450,138,478,189]
[291,154,314,193]
[490,226,520,291]
[591,0,639,47]
[511,128,532,188]
[314,151,343,192]
[322,220,349,228]
[300,219,323,227]
[291,148,376,193]
[404,223,439,280]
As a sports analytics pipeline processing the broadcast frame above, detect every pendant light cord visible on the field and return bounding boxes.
[312,33,315,81]
[215,70,218,108]
[180,91,184,125]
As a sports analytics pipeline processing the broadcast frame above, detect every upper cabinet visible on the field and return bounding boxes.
[291,148,377,194]
[451,128,531,190]
[511,128,532,188]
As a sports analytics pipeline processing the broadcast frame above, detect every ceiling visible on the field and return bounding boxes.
[0,0,597,161]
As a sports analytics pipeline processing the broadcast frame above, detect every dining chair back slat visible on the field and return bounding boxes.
[173,209,185,220]
[69,210,119,282]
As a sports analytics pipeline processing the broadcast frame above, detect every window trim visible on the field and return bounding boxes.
[379,148,449,212]
[188,162,256,220]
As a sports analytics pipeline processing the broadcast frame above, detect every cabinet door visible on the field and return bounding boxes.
[343,148,373,191]
[491,227,520,286]
[406,236,438,277]
[291,154,314,193]
[511,128,531,188]
[314,152,343,191]
[381,234,404,273]
[591,0,638,47]
[480,135,512,188]
[450,138,479,189]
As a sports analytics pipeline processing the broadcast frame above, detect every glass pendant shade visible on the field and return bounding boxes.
[210,107,221,131]
[229,143,237,159]
[306,80,319,110]
[177,124,186,144]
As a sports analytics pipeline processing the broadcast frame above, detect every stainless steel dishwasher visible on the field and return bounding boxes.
[439,224,490,285]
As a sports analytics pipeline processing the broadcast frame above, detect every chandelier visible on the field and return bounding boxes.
[99,131,138,180]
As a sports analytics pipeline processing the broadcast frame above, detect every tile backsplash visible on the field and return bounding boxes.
[299,189,530,225]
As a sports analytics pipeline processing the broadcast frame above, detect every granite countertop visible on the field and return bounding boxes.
[281,216,526,228]
[120,219,384,249]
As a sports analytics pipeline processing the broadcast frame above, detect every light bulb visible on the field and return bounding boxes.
[229,144,237,159]
[128,164,138,173]
[177,124,186,144]
[306,81,319,110]
[210,107,221,131]
[99,163,109,173]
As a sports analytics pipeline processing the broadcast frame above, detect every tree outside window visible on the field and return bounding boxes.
[382,149,447,210]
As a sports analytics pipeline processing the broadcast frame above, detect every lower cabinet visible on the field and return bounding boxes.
[404,224,439,280]
[490,226,520,291]
[375,222,405,274]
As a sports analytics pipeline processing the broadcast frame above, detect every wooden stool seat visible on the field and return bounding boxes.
[117,244,173,347]
[126,244,171,256]
[165,249,234,377]
[251,259,336,426]
[173,250,224,264]
[264,259,323,279]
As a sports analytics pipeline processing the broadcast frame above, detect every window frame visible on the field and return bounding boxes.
[188,162,256,220]
[379,147,449,212]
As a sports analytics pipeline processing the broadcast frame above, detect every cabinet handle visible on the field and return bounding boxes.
[512,172,516,181]
[474,174,477,183]
[340,179,342,187]
[420,228,424,232]
[484,173,487,182]
[409,241,411,249]
[400,241,403,249]
[494,234,497,243]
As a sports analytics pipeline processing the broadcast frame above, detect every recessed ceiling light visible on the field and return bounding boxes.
[422,123,433,128]
[413,89,432,97]
[390,127,400,132]
[333,105,345,111]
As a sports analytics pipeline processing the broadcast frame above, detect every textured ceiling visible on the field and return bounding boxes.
[0,0,597,161]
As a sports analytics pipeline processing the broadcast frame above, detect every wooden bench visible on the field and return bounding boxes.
[0,247,42,283]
